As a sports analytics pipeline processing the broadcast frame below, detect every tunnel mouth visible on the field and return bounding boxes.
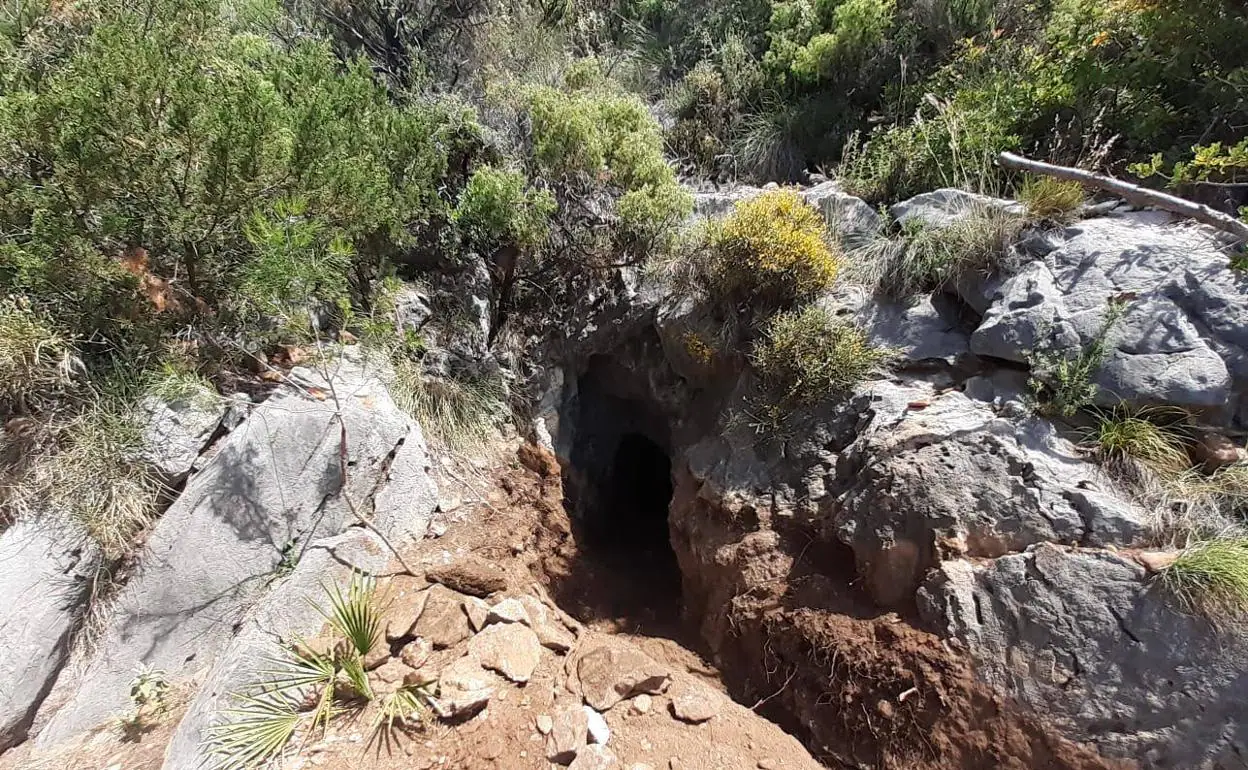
[554,349,685,635]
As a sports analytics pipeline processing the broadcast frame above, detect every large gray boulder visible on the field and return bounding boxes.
[138,387,226,484]
[161,529,391,770]
[36,352,438,746]
[0,517,100,751]
[801,181,880,242]
[918,544,1248,769]
[830,384,1148,606]
[890,188,1022,229]
[971,213,1245,414]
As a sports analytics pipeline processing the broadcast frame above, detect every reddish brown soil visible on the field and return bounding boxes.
[5,443,1134,770]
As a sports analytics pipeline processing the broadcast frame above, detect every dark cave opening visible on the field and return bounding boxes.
[555,349,685,633]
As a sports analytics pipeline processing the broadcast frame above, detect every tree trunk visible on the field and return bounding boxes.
[998,151,1248,242]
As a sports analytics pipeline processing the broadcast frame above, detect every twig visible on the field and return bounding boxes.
[751,666,798,711]
[998,151,1248,241]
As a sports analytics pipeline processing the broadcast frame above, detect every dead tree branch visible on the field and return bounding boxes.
[998,151,1248,242]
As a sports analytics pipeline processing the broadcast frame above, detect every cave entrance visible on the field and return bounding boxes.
[556,349,684,635]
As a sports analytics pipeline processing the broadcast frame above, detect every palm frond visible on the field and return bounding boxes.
[319,572,380,657]
[205,693,304,770]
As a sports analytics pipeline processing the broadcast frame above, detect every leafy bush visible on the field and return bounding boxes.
[1161,537,1248,624]
[751,304,883,406]
[1017,176,1084,223]
[707,190,840,306]
[453,167,556,250]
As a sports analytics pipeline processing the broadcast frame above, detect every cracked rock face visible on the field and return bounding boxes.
[35,353,439,748]
[828,384,1148,606]
[971,213,1247,416]
[918,544,1248,769]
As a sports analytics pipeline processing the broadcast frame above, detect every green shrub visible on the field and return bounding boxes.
[751,304,883,406]
[1160,537,1248,624]
[1029,299,1127,418]
[1017,176,1084,222]
[708,190,840,305]
[453,166,556,250]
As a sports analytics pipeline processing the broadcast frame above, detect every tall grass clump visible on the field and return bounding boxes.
[707,190,840,307]
[1160,537,1248,625]
[751,304,884,407]
[1087,406,1190,477]
[1017,175,1084,223]
[846,204,1023,298]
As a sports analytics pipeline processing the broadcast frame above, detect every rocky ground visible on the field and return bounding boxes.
[3,181,1248,770]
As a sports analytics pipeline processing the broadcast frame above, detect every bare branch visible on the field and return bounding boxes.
[998,151,1248,242]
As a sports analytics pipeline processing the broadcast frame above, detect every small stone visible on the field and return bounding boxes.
[1135,551,1180,573]
[435,656,495,718]
[1193,430,1245,469]
[362,645,390,671]
[668,682,717,724]
[412,585,473,649]
[400,637,433,669]
[427,556,509,597]
[583,705,610,746]
[630,765,655,770]
[487,597,533,627]
[569,745,618,770]
[464,596,490,632]
[577,639,670,711]
[373,658,415,684]
[536,714,554,734]
[757,761,779,769]
[545,705,589,763]
[631,694,652,714]
[382,574,429,640]
[469,622,542,683]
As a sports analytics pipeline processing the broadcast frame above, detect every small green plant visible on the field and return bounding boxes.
[1017,175,1084,223]
[0,300,81,410]
[751,304,884,407]
[115,663,171,739]
[1086,405,1190,475]
[708,190,841,307]
[1160,537,1248,624]
[205,572,431,769]
[1029,299,1128,418]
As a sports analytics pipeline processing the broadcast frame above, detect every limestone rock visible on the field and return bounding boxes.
[37,355,439,748]
[486,597,532,627]
[631,694,652,714]
[0,517,100,751]
[1192,430,1244,469]
[435,655,496,719]
[576,638,671,711]
[801,182,880,242]
[399,637,433,670]
[971,214,1247,413]
[469,621,542,683]
[570,745,618,770]
[917,543,1248,767]
[517,594,576,652]
[536,714,554,735]
[584,705,610,745]
[412,585,473,649]
[394,284,434,333]
[137,387,225,484]
[668,682,717,724]
[427,555,509,597]
[890,188,1022,229]
[833,384,1148,606]
[546,705,589,763]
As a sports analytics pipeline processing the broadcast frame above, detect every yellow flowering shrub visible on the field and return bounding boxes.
[709,190,840,305]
